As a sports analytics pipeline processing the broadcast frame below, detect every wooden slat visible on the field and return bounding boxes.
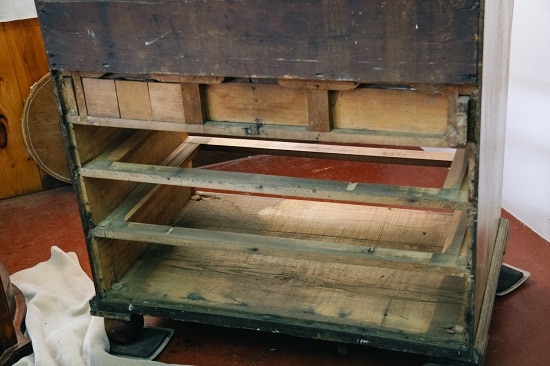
[307,88,331,132]
[474,218,509,359]
[187,136,455,166]
[70,72,88,118]
[80,159,469,209]
[442,211,469,255]
[181,83,204,124]
[68,116,454,148]
[443,148,468,189]
[91,220,466,271]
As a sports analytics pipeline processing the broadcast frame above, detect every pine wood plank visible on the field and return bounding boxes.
[186,136,455,166]
[181,83,204,124]
[174,193,453,253]
[442,211,469,255]
[149,82,185,122]
[70,72,88,118]
[331,88,448,134]
[102,244,469,339]
[205,82,308,127]
[115,80,152,120]
[82,78,120,117]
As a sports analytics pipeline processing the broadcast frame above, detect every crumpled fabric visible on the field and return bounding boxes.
[10,246,185,366]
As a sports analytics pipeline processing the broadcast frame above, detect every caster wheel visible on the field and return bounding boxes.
[104,314,144,344]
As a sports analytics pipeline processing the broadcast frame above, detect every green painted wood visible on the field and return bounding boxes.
[80,159,470,209]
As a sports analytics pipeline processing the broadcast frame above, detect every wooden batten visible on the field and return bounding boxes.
[71,72,88,119]
[444,148,469,190]
[307,88,331,132]
[180,83,205,124]
[185,136,455,166]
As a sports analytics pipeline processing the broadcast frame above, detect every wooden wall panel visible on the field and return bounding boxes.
[0,19,49,199]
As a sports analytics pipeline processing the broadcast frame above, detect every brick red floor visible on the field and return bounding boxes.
[1,155,549,365]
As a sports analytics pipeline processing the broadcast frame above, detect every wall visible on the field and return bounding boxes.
[503,1,550,242]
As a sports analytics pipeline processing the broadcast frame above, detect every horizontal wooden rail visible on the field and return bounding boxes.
[80,157,469,209]
[187,136,456,167]
[91,219,467,272]
[67,115,459,148]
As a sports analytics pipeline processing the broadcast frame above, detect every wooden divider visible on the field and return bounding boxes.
[73,74,469,148]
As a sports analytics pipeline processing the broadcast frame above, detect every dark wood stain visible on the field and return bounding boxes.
[36,0,479,83]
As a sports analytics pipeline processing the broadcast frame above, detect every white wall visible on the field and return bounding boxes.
[503,1,550,241]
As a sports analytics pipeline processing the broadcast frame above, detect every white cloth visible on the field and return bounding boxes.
[0,0,37,22]
[10,246,185,366]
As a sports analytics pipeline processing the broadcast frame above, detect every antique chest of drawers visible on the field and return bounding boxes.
[36,1,513,364]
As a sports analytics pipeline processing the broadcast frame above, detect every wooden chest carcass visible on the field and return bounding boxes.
[35,1,513,364]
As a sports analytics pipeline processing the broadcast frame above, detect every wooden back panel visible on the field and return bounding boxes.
[35,0,480,84]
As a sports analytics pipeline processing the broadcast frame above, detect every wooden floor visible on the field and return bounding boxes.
[1,155,549,365]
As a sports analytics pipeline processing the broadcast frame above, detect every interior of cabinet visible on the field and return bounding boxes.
[57,72,486,361]
[36,1,514,363]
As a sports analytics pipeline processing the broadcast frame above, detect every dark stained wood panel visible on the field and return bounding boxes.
[35,0,480,84]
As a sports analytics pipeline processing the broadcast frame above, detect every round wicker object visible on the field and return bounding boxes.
[21,74,71,183]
